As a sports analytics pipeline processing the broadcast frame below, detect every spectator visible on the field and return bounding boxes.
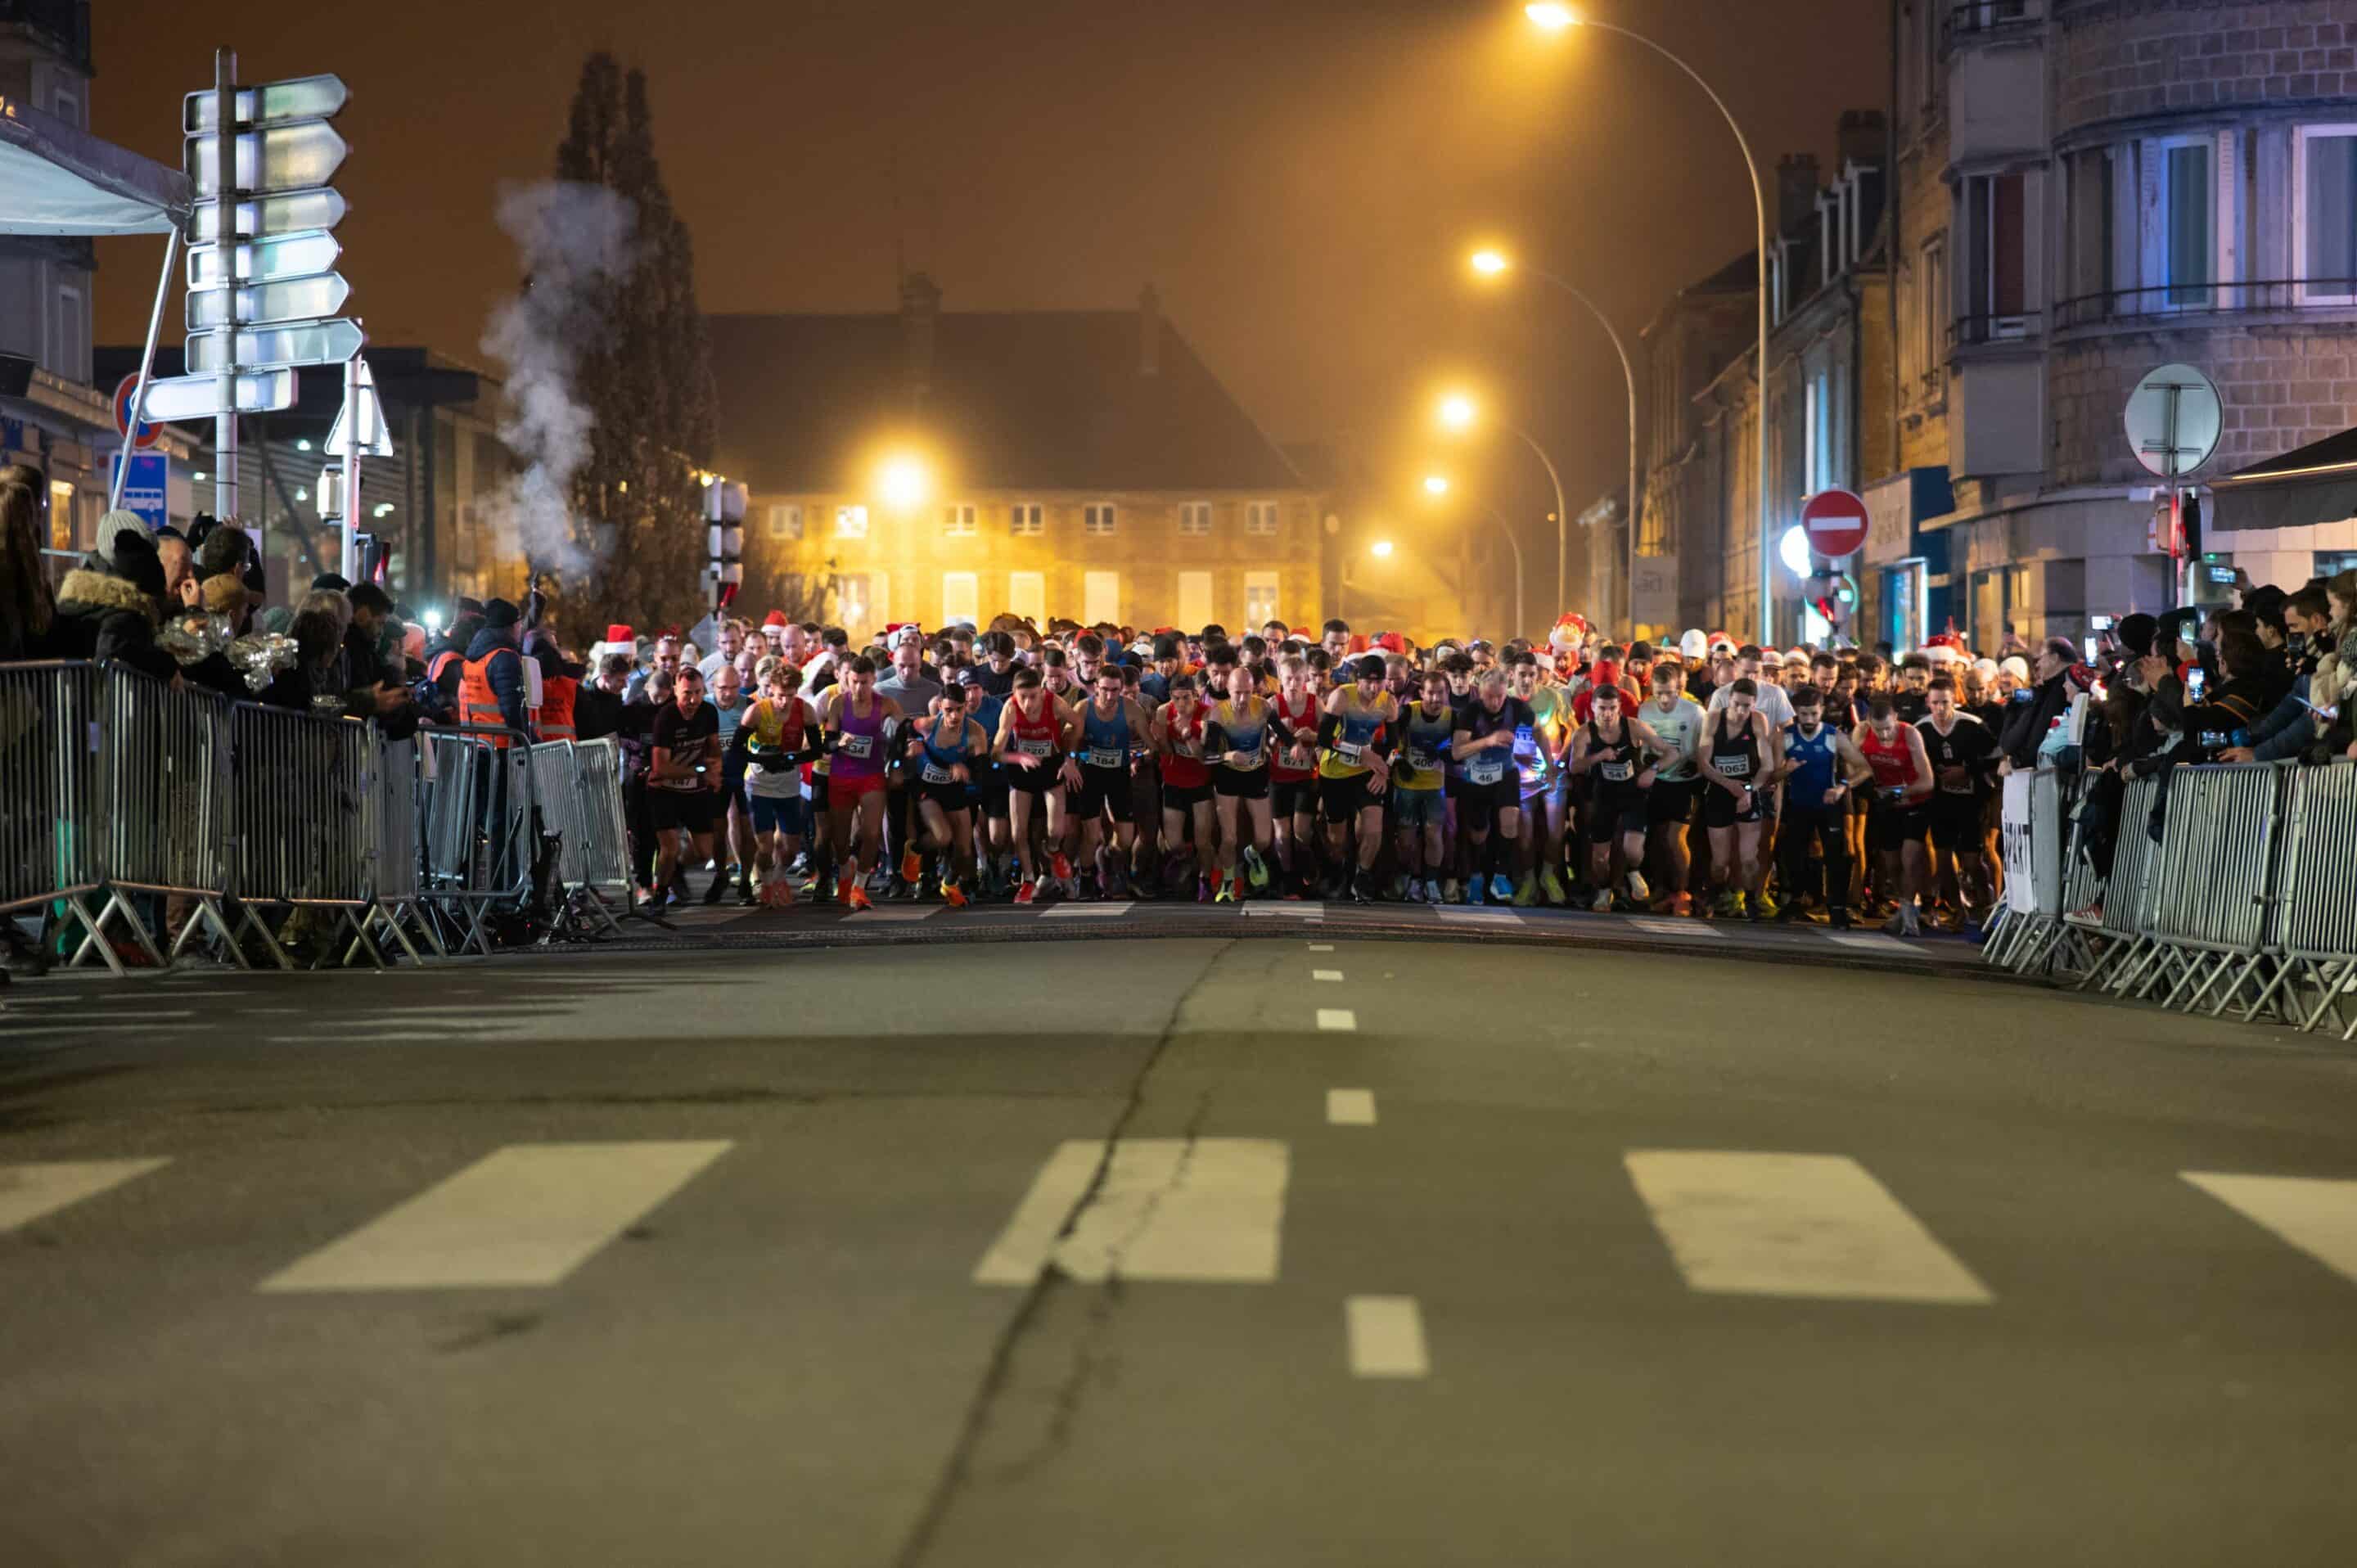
[1997,638,2077,773]
[525,629,583,741]
[0,466,56,660]
[343,583,411,724]
[457,597,534,740]
[52,527,175,682]
[425,597,484,706]
[261,588,354,713]
[575,651,631,743]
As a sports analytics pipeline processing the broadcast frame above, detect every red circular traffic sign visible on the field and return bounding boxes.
[113,374,160,449]
[1800,488,1868,559]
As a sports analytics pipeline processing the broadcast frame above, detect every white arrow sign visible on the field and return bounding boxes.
[186,318,363,374]
[137,368,299,421]
[187,188,349,242]
[185,74,349,133]
[187,230,340,289]
[186,273,350,332]
[186,119,349,198]
[326,358,394,458]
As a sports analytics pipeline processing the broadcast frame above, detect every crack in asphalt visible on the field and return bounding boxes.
[889,941,1232,1568]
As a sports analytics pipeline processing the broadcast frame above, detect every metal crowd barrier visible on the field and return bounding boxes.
[416,724,538,955]
[2112,763,2292,1016]
[227,698,382,970]
[2253,761,2357,1037]
[2,662,113,967]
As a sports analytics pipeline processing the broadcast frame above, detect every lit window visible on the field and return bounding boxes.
[943,503,977,537]
[835,505,868,538]
[767,503,803,540]
[1010,502,1043,537]
[1244,570,1280,630]
[1246,501,1279,537]
[2296,125,2357,304]
[1178,501,1212,537]
[1084,503,1117,537]
[2161,137,2214,307]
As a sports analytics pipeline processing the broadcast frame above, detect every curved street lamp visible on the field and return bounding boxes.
[1435,392,1566,613]
[1468,249,1639,636]
[1523,2,1773,643]
[1423,473,1527,638]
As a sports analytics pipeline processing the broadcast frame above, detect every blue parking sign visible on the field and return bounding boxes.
[110,451,169,530]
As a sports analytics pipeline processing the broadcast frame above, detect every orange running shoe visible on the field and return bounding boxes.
[845,883,873,912]
[1050,851,1074,881]
[943,881,968,908]
[899,850,924,884]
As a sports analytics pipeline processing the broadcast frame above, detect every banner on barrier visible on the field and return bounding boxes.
[2001,770,2065,917]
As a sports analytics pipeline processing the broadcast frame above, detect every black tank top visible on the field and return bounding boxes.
[1588,719,1640,786]
[1711,711,1759,781]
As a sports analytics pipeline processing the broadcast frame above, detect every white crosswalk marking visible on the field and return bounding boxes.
[259,1142,733,1292]
[1246,904,1323,920]
[1625,1151,1993,1304]
[843,907,936,922]
[1043,902,1133,917]
[2185,1172,2357,1286]
[1827,931,1914,953]
[1436,908,1524,926]
[1623,917,1720,939]
[1345,1295,1430,1378]
[1317,1008,1358,1032]
[1312,969,1344,982]
[973,1138,1289,1285]
[1327,1088,1377,1125]
[0,1159,170,1233]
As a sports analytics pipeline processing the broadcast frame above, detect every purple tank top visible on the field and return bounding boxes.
[834,696,890,779]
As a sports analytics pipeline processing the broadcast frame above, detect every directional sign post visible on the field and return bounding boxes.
[139,367,298,422]
[187,318,363,376]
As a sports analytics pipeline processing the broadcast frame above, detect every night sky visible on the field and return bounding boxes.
[92,0,1887,574]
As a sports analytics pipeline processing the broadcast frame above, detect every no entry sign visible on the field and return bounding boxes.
[1800,488,1868,559]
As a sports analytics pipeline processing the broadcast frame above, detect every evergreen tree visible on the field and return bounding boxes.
[548,52,716,638]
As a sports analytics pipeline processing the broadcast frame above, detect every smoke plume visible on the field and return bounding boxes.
[479,180,638,580]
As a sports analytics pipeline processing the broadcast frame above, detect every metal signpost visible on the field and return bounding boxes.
[2123,363,2224,605]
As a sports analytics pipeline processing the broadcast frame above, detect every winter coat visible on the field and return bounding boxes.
[50,568,174,683]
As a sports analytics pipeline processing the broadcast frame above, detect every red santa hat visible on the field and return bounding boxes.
[761,610,791,629]
[605,624,633,644]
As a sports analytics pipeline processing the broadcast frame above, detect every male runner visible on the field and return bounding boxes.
[1764,682,1872,928]
[1069,665,1151,899]
[1390,667,1455,905]
[993,667,1075,904]
[1860,694,1936,935]
[817,657,905,912]
[1153,674,1219,899]
[1917,676,1997,931]
[1451,669,1534,905]
[1318,654,1398,903]
[1639,659,1707,914]
[1206,663,1278,902]
[904,684,988,907]
[1268,656,1324,898]
[1567,683,1676,911]
[649,665,724,908]
[1698,676,1773,919]
[726,661,821,906]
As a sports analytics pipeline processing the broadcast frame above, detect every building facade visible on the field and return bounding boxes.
[708,280,1325,641]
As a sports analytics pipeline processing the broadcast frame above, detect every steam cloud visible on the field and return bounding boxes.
[479,180,639,580]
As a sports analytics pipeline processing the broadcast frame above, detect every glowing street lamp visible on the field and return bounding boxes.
[1436,393,1478,432]
[1469,249,1511,277]
[1422,474,1452,496]
[1433,389,1566,611]
[877,453,931,511]
[1524,2,1576,29]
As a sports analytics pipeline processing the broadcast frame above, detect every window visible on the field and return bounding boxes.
[942,503,976,537]
[941,571,979,626]
[1178,501,1212,537]
[52,88,79,128]
[836,574,872,635]
[1083,570,1120,626]
[2160,137,2214,306]
[2065,146,2114,304]
[1804,368,1832,495]
[1244,570,1280,631]
[1177,570,1214,630]
[1917,235,1949,381]
[48,480,74,552]
[2296,126,2357,304]
[834,504,868,538]
[1008,570,1046,626]
[1246,501,1279,536]
[766,503,803,540]
[1010,502,1043,537]
[52,282,85,382]
[1963,172,2027,338]
[1084,503,1117,537]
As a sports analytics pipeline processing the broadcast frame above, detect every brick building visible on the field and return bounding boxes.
[707,278,1326,641]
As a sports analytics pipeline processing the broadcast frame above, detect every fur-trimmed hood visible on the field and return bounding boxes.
[56,568,160,626]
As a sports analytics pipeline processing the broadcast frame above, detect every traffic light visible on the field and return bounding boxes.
[705,480,747,610]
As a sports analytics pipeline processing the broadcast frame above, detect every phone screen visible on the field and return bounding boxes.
[2082,637,2100,663]
[2188,669,2207,701]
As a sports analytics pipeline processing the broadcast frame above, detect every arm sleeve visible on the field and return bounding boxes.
[1317,712,1342,748]
[1202,720,1231,754]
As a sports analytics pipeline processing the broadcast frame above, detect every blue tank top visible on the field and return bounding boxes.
[1215,698,1269,769]
[1782,720,1840,801]
[918,718,972,784]
[1080,701,1131,768]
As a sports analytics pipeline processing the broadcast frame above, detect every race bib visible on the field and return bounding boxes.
[1087,746,1123,768]
[922,761,957,786]
[840,732,873,759]
[1514,724,1537,755]
[1334,740,1365,764]
[1406,746,1437,773]
[1229,746,1264,769]
[1015,737,1053,758]
[1466,755,1507,786]
[1718,752,1751,777]
[1602,759,1634,783]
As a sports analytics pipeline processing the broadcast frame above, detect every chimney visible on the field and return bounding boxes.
[1836,108,1886,172]
[899,272,941,400]
[1138,283,1161,377]
[1776,153,1820,235]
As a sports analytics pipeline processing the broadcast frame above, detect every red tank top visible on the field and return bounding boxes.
[1270,691,1318,781]
[1007,696,1061,762]
[1861,725,1919,791]
[1160,703,1211,789]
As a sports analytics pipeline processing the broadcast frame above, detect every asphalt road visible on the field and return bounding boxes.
[5,934,2357,1567]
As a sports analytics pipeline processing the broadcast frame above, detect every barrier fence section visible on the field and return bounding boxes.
[1992,758,2357,1041]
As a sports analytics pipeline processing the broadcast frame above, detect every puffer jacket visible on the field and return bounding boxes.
[51,568,174,683]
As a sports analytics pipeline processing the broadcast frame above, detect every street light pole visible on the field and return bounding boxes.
[1519,267,1638,638]
[1503,421,1566,619]
[1484,507,1527,638]
[1538,10,1773,646]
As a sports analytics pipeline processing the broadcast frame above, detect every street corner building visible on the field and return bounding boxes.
[706,276,1327,641]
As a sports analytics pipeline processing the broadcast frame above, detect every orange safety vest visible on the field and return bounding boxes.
[426,648,463,685]
[458,647,521,746]
[534,673,579,741]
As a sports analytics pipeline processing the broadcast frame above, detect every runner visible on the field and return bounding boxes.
[1764,682,1871,928]
[1318,654,1399,903]
[1450,668,1534,905]
[1917,675,1998,931]
[1860,693,1936,935]
[1697,676,1773,919]
[993,666,1075,905]
[1267,656,1324,899]
[817,656,906,912]
[1639,659,1707,915]
[1153,673,1219,899]
[1069,665,1151,899]
[903,683,988,907]
[648,665,723,908]
[725,660,821,907]
[1508,651,1571,907]
[1390,667,1454,905]
[1566,682,1675,912]
[1206,663,1277,903]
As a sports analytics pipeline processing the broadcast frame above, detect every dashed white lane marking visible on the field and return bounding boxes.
[1827,931,1914,953]
[259,1141,733,1292]
[1436,908,1525,926]
[1316,1008,1358,1032]
[1345,1295,1430,1378]
[1625,1151,1993,1305]
[1623,917,1720,939]
[1044,902,1133,917]
[1313,969,1344,982]
[973,1138,1289,1285]
[842,908,937,922]
[0,1159,171,1234]
[2185,1172,2357,1286]
[1308,943,1335,952]
[1327,1088,1377,1126]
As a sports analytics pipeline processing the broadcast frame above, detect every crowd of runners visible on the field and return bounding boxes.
[587,611,2075,939]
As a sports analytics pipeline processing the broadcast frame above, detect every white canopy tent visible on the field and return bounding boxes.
[0,92,188,235]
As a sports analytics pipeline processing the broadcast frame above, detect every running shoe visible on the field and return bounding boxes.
[1591,886,1614,913]
[1443,877,1463,904]
[1050,851,1074,881]
[1753,890,1780,920]
[1883,908,1908,935]
[899,850,924,885]
[1390,874,1410,902]
[1901,903,1923,938]
[1670,890,1692,917]
[1197,876,1215,903]
[1014,878,1038,905]
[1828,906,1852,930]
[1405,877,1425,903]
[1467,876,1486,905]
[1512,876,1537,908]
[845,883,873,912]
[1349,872,1373,905]
[1214,872,1235,904]
[1243,845,1270,889]
[943,881,968,908]
[1424,879,1444,907]
[1625,870,1650,904]
[1489,873,1516,903]
[1539,865,1567,905]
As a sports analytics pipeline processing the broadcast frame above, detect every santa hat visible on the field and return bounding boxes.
[1707,632,1737,656]
[1922,632,1968,666]
[762,610,791,629]
[605,624,633,645]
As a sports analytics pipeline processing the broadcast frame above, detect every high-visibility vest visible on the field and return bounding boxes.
[534,673,579,741]
[426,648,463,686]
[458,647,521,746]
